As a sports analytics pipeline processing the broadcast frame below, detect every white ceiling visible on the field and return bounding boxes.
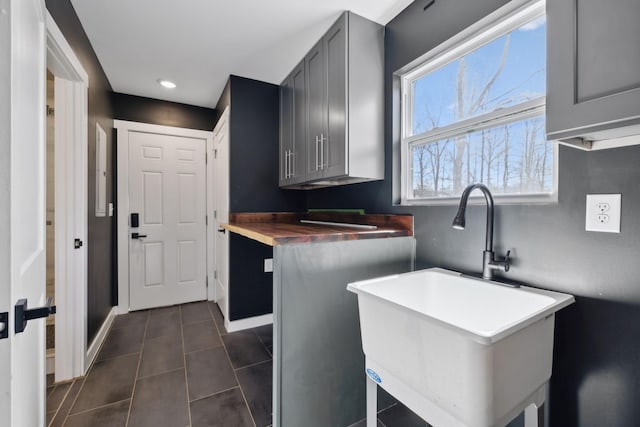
[69,0,413,108]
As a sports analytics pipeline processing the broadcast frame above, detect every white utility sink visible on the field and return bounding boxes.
[347,268,574,427]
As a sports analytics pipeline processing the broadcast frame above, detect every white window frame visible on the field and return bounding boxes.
[397,0,557,206]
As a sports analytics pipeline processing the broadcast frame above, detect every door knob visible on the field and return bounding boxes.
[0,312,8,339]
[131,232,148,239]
[14,297,56,333]
[217,228,226,234]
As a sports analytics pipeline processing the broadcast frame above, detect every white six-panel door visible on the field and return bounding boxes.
[128,131,207,310]
[0,0,48,425]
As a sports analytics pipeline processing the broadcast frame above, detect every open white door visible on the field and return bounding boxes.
[46,11,90,382]
[213,108,230,320]
[0,0,50,426]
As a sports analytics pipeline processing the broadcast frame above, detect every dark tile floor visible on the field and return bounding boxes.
[47,301,428,427]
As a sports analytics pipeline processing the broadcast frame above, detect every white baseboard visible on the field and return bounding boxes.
[46,349,55,375]
[224,313,273,333]
[85,307,117,370]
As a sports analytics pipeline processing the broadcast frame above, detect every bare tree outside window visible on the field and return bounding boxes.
[405,13,553,201]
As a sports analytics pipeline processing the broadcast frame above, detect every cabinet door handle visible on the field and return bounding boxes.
[320,133,325,170]
[315,136,320,171]
[289,150,294,178]
[284,151,289,179]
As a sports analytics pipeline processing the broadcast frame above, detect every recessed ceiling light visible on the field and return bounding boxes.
[158,79,176,89]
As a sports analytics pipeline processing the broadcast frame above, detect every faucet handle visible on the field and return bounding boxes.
[503,250,511,272]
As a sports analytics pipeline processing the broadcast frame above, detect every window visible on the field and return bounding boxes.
[399,0,556,204]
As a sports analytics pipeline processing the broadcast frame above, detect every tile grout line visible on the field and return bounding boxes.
[207,301,224,336]
[59,376,87,424]
[233,357,272,372]
[61,312,131,423]
[181,305,194,427]
[136,366,188,381]
[46,380,71,427]
[208,302,259,427]
[252,328,273,361]
[93,350,144,363]
[62,397,132,417]
[188,384,242,404]
[124,310,150,427]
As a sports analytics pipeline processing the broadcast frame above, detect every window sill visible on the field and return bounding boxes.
[399,192,558,206]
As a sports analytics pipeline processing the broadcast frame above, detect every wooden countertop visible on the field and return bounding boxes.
[222,213,413,246]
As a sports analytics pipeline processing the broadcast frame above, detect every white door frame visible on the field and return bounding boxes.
[46,12,90,381]
[115,120,214,314]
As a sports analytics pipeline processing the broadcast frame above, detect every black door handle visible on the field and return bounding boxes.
[0,312,8,339]
[217,228,226,234]
[131,232,148,239]
[15,297,56,333]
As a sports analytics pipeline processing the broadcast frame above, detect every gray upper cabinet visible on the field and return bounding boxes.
[305,39,326,181]
[280,74,293,186]
[547,0,640,146]
[323,16,348,179]
[280,61,306,186]
[280,11,384,188]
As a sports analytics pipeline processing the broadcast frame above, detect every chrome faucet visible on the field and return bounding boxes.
[451,183,511,281]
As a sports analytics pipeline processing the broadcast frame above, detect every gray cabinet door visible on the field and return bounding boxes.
[323,13,348,179]
[305,39,325,180]
[547,0,640,141]
[279,75,293,186]
[279,11,383,188]
[291,61,307,184]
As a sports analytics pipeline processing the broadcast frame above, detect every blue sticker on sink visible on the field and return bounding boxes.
[366,368,382,384]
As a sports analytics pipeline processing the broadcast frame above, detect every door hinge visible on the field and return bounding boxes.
[206,275,209,288]
[214,270,218,279]
[205,152,208,164]
[214,210,217,219]
[214,149,218,159]
[205,215,208,226]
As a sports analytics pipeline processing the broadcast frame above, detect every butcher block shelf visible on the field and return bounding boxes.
[222,212,413,246]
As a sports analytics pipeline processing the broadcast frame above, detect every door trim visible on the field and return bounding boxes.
[115,120,213,314]
[46,12,90,381]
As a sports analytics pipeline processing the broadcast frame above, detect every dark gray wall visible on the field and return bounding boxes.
[112,92,216,131]
[229,234,274,320]
[46,0,115,343]
[215,76,306,321]
[217,75,307,213]
[307,1,640,426]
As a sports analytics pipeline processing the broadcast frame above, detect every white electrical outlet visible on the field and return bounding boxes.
[585,194,621,233]
[264,258,273,273]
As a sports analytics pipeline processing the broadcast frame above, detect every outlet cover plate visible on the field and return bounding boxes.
[585,194,621,233]
[264,258,273,273]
